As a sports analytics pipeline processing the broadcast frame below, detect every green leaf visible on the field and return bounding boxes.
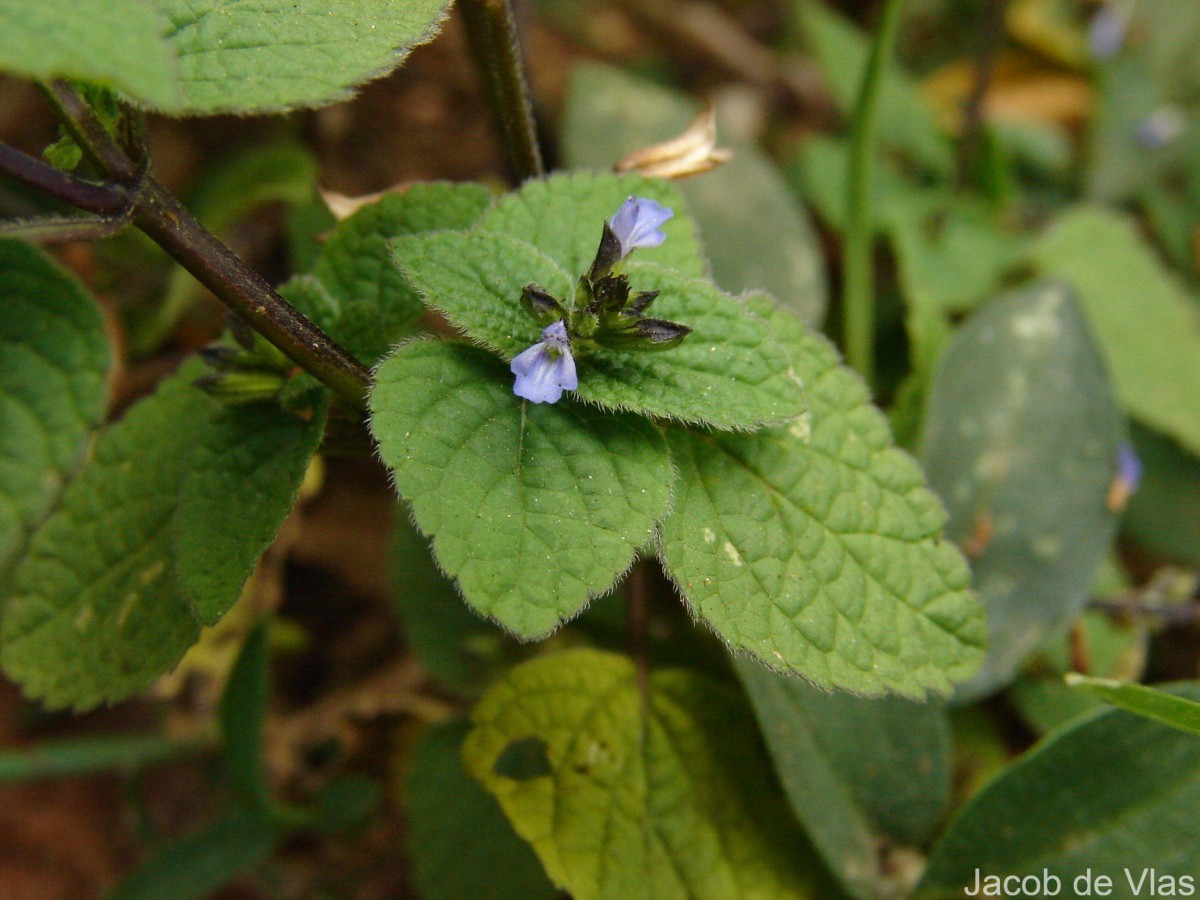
[477,170,705,280]
[369,341,672,639]
[1,365,212,710]
[0,0,184,110]
[915,683,1200,899]
[921,283,1124,701]
[463,648,811,900]
[0,240,111,587]
[0,1,452,115]
[660,298,985,697]
[393,229,805,429]
[175,398,326,626]
[105,806,282,900]
[1029,207,1200,457]
[311,182,493,364]
[734,657,950,900]
[406,721,558,900]
[792,0,954,177]
[1066,675,1200,738]
[390,506,501,694]
[219,620,271,811]
[562,62,828,326]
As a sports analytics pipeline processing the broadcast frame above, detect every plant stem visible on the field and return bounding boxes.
[626,559,651,699]
[842,0,906,389]
[0,142,131,215]
[459,0,545,183]
[956,0,1009,185]
[133,178,370,411]
[36,81,371,412]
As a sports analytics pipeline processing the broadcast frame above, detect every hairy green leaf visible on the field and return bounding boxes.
[1030,207,1200,457]
[311,182,493,363]
[463,649,811,900]
[0,0,183,109]
[394,229,805,429]
[0,241,110,587]
[175,399,326,625]
[660,298,985,696]
[0,0,452,115]
[915,684,1200,898]
[407,721,558,900]
[477,170,705,280]
[735,657,950,899]
[922,283,1125,701]
[370,341,672,639]
[1,366,212,710]
[562,62,827,326]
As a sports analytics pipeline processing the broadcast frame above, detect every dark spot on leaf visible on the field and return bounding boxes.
[493,737,551,781]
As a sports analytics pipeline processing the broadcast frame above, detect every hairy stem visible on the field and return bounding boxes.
[459,0,545,183]
[842,0,906,388]
[37,81,371,412]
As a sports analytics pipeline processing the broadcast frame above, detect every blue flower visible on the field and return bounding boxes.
[609,196,674,259]
[511,320,578,404]
[1088,4,1130,60]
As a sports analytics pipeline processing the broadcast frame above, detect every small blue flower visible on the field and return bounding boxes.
[511,320,578,404]
[1135,106,1186,150]
[1116,442,1143,493]
[609,196,674,259]
[1088,4,1130,61]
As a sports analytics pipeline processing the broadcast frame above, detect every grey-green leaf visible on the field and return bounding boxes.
[1,365,212,710]
[393,229,805,430]
[463,648,812,900]
[562,62,828,326]
[1029,207,1200,457]
[175,398,327,625]
[735,657,950,900]
[920,283,1124,701]
[660,298,985,697]
[0,240,111,587]
[369,341,672,639]
[915,683,1200,899]
[312,182,494,364]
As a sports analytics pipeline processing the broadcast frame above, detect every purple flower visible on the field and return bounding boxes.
[1088,5,1130,61]
[511,320,578,404]
[608,196,674,259]
[1135,106,1186,150]
[1116,443,1143,493]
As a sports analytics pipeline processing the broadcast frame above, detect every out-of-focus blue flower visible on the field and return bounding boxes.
[1135,106,1186,150]
[1116,443,1143,492]
[511,320,578,404]
[608,196,674,259]
[1088,4,1130,60]
[1108,442,1143,512]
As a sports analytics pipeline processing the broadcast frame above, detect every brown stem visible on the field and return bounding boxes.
[0,142,131,215]
[133,178,370,412]
[626,559,651,699]
[459,0,545,183]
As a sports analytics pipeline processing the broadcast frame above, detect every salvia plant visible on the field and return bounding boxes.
[0,0,1199,898]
